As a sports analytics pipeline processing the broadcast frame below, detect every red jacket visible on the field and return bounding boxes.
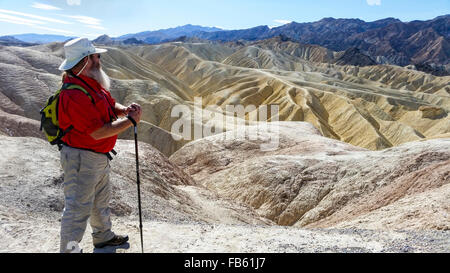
[59,74,117,153]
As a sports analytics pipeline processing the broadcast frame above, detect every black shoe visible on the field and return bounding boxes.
[94,235,129,248]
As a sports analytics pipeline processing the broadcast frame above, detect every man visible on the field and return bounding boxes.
[57,37,142,253]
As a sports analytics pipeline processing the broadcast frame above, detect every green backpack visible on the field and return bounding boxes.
[40,83,95,145]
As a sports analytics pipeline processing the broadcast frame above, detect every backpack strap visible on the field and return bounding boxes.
[57,83,95,140]
[61,83,95,105]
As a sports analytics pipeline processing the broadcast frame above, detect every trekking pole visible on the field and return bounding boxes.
[127,115,144,253]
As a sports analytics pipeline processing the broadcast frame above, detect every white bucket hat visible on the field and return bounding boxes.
[58,37,107,71]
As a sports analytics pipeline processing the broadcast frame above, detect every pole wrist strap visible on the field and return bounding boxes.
[127,115,137,127]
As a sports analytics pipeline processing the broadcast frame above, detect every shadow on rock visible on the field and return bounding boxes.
[93,242,130,253]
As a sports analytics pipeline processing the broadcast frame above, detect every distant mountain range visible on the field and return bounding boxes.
[110,15,449,67]
[117,24,223,44]
[9,34,75,44]
[4,15,449,73]
[194,15,449,67]
[0,36,38,46]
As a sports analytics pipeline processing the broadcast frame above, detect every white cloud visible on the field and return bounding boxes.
[0,14,74,34]
[64,15,102,25]
[31,2,62,10]
[0,17,35,27]
[366,0,381,6]
[0,8,75,35]
[0,13,46,25]
[59,14,107,32]
[0,8,72,24]
[274,19,292,25]
[67,0,81,6]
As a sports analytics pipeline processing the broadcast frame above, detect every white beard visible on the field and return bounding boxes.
[88,67,111,91]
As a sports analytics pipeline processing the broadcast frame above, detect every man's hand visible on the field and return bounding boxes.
[125,103,142,115]
[91,104,143,140]
[127,104,142,124]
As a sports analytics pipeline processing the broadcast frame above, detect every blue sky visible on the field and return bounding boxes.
[0,0,448,38]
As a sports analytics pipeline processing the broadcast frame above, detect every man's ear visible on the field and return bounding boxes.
[78,56,88,67]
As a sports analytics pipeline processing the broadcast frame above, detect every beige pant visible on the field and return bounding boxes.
[59,145,115,253]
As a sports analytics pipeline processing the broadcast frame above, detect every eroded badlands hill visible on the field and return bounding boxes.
[1,39,448,155]
[170,122,450,230]
[130,40,449,151]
